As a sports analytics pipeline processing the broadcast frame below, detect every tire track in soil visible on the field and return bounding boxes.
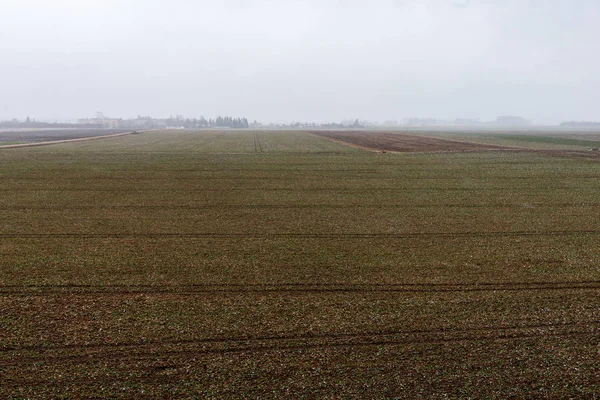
[191,131,221,151]
[2,321,599,368]
[1,186,595,192]
[253,132,263,153]
[0,230,598,240]
[2,281,600,295]
[0,168,382,176]
[1,203,599,210]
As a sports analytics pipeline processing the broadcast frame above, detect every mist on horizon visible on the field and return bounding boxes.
[1,0,599,125]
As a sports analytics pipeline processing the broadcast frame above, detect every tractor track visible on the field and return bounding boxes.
[253,132,263,153]
[2,281,600,296]
[0,203,599,210]
[0,230,598,240]
[1,186,595,192]
[2,321,599,369]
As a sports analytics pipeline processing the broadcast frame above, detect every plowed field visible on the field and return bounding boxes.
[312,130,515,152]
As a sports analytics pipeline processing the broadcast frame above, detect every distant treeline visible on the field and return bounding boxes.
[165,115,249,129]
[560,121,600,128]
[266,119,365,129]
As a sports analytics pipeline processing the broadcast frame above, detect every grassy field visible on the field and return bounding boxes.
[490,134,600,148]
[417,130,600,150]
[1,130,600,398]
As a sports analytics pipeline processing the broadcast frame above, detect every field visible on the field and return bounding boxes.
[312,130,514,152]
[414,129,600,152]
[0,129,133,145]
[489,134,600,148]
[1,130,600,398]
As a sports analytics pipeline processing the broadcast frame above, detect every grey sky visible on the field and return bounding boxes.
[1,0,599,123]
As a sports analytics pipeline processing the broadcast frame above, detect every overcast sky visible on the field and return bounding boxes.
[1,0,599,124]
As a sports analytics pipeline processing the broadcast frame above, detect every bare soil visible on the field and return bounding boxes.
[313,130,600,161]
[312,131,516,153]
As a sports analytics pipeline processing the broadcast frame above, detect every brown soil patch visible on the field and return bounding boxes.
[312,131,516,153]
[312,131,600,161]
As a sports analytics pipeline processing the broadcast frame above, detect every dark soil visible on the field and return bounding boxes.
[312,131,515,153]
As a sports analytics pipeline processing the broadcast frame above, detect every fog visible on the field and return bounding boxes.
[1,0,599,124]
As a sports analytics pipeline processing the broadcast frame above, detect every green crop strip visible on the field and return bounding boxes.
[492,134,600,147]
